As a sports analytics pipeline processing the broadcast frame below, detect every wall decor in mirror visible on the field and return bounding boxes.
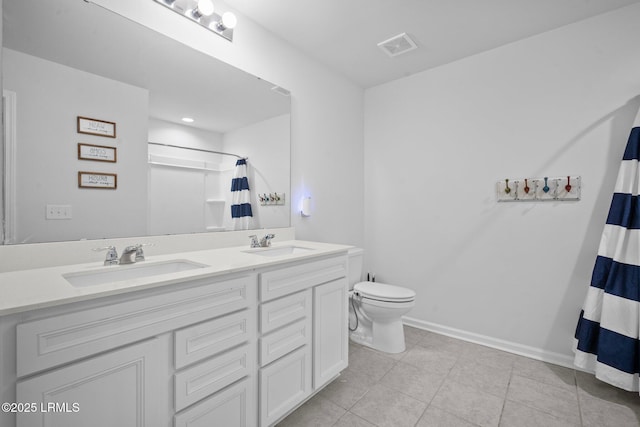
[1,0,291,244]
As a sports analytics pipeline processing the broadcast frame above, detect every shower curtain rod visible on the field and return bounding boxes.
[148,142,247,159]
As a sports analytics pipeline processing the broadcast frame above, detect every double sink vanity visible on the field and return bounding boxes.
[0,239,350,427]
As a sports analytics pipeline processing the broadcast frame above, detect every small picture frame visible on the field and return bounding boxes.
[77,116,116,138]
[78,143,117,163]
[78,171,117,189]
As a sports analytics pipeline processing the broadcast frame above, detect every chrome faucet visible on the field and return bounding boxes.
[93,246,119,266]
[260,234,275,247]
[119,244,146,265]
[249,235,260,248]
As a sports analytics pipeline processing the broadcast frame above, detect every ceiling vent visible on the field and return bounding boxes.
[377,33,418,57]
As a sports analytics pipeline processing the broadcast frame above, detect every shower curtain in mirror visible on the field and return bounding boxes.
[574,110,640,392]
[230,159,254,230]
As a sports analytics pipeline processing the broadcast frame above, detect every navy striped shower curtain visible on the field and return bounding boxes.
[230,159,253,230]
[574,111,640,392]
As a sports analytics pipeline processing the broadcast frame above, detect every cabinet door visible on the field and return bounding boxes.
[259,345,311,426]
[16,336,171,427]
[313,278,348,389]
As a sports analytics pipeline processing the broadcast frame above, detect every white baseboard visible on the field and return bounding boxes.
[402,316,576,370]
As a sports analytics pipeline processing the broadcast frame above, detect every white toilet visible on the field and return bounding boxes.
[347,248,416,353]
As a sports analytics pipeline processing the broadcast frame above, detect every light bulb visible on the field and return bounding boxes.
[221,12,237,29]
[192,0,214,18]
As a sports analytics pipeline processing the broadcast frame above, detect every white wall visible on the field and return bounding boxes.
[92,0,365,247]
[4,48,149,243]
[364,4,640,362]
[224,114,290,230]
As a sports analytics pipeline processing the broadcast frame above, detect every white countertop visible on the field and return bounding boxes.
[0,240,351,316]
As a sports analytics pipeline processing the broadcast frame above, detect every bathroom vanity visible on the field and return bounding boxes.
[0,240,350,427]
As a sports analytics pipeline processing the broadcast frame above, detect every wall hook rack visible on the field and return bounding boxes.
[497,176,581,202]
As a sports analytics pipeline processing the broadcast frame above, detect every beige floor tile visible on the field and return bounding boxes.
[280,327,640,427]
[507,375,580,424]
[448,358,511,399]
[348,346,397,383]
[419,331,474,354]
[404,325,429,345]
[499,400,580,427]
[430,379,503,427]
[379,361,447,403]
[512,355,576,391]
[400,344,459,375]
[349,341,364,355]
[333,412,376,427]
[416,406,479,427]
[318,368,372,410]
[458,343,516,371]
[358,340,416,362]
[575,371,640,405]
[350,383,427,427]
[578,388,640,427]
[275,395,345,427]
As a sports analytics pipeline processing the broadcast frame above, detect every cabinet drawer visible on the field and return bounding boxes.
[259,255,347,302]
[260,289,311,334]
[259,345,312,426]
[174,377,255,427]
[260,317,311,367]
[17,274,255,377]
[175,309,254,369]
[174,343,253,412]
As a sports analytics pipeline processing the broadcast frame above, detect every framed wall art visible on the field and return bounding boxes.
[78,143,117,163]
[78,171,117,189]
[77,116,116,138]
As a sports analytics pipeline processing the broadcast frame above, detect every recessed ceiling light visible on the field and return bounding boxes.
[181,117,194,123]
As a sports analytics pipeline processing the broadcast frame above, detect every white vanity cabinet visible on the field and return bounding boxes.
[257,255,348,426]
[1,245,349,427]
[13,273,256,427]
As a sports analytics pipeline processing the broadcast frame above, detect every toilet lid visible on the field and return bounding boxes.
[353,281,416,302]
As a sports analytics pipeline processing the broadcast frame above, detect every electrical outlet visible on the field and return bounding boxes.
[46,204,72,220]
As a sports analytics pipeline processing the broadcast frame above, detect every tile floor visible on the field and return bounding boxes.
[276,326,640,427]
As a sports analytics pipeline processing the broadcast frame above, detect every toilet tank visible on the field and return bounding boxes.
[347,248,364,289]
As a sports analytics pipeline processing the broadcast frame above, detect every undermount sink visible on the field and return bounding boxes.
[242,245,314,257]
[63,260,208,287]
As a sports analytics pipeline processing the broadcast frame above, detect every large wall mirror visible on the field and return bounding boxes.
[1,0,291,244]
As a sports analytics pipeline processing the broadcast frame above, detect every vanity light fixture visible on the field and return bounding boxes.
[153,0,237,42]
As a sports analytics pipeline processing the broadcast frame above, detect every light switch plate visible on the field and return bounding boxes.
[46,204,72,220]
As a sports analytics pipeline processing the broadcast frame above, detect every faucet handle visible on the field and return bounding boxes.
[249,235,260,248]
[260,233,275,247]
[134,243,155,262]
[93,246,119,266]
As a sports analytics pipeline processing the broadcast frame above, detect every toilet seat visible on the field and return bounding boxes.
[353,281,415,303]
